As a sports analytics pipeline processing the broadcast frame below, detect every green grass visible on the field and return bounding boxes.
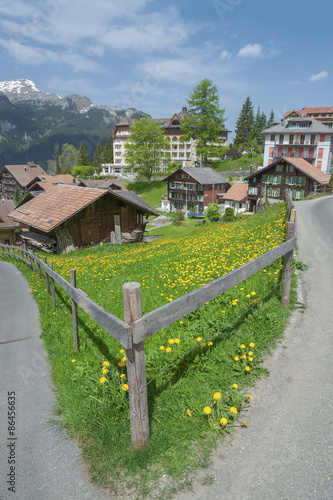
[1,203,297,498]
[213,156,263,173]
[147,219,202,238]
[125,180,166,209]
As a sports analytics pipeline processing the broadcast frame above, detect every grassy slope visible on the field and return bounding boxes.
[213,156,263,173]
[125,180,167,209]
[1,203,297,499]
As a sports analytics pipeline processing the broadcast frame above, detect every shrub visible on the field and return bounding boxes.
[206,203,221,222]
[223,207,235,222]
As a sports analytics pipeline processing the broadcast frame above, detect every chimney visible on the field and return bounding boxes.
[182,105,187,112]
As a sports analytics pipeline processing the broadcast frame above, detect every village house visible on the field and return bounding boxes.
[262,116,333,175]
[245,157,330,212]
[29,174,77,193]
[0,162,47,200]
[0,199,20,245]
[78,179,127,191]
[284,107,333,129]
[8,184,158,253]
[219,182,249,213]
[162,167,230,213]
[109,108,229,173]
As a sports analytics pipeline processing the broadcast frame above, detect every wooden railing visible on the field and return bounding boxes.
[0,204,296,450]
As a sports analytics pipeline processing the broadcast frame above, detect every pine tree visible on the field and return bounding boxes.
[93,142,103,172]
[180,79,228,167]
[102,138,113,164]
[13,185,22,206]
[254,107,267,146]
[267,109,276,128]
[55,155,61,175]
[233,97,255,150]
[79,143,91,166]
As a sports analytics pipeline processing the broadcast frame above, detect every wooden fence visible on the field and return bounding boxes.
[0,204,296,450]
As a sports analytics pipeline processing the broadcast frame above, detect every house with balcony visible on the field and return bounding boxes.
[284,107,333,129]
[245,157,330,212]
[263,117,333,175]
[219,182,249,213]
[110,108,229,172]
[163,167,230,213]
[0,199,20,244]
[0,163,47,200]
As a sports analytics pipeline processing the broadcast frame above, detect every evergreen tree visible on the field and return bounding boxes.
[23,186,28,200]
[13,185,22,206]
[79,143,91,166]
[180,79,228,167]
[93,142,103,171]
[233,97,255,150]
[124,117,170,183]
[55,155,61,175]
[267,109,276,128]
[254,107,267,146]
[102,138,113,164]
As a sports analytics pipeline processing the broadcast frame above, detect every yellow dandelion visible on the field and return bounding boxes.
[234,356,239,361]
[118,361,125,367]
[240,344,246,349]
[242,421,248,427]
[249,342,255,347]
[102,360,110,367]
[160,345,165,351]
[213,392,222,400]
[201,342,206,347]
[248,351,253,356]
[102,367,108,375]
[121,356,126,362]
[204,407,212,415]
[174,338,180,344]
[245,366,250,372]
[121,384,129,391]
[168,339,175,344]
[220,417,228,427]
[251,291,256,295]
[120,349,125,354]
[230,407,238,414]
[179,321,184,324]
[196,337,202,342]
[187,409,192,417]
[120,374,125,378]
[208,341,213,346]
[232,384,238,389]
[166,347,172,353]
[100,377,106,384]
[71,359,76,363]
[246,394,253,399]
[249,357,253,362]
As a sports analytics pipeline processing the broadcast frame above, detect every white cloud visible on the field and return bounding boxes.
[237,43,263,58]
[220,50,232,60]
[309,70,328,82]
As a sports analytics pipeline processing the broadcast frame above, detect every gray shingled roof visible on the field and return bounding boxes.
[109,190,159,216]
[263,117,333,135]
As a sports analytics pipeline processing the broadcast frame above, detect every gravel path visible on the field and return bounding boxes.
[173,196,333,500]
[0,261,111,500]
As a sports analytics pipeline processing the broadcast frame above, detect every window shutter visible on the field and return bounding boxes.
[268,188,272,196]
[286,176,289,185]
[277,188,280,197]
[278,175,281,184]
[292,189,296,199]
[302,177,306,186]
[270,175,273,184]
[261,186,265,196]
[301,190,305,200]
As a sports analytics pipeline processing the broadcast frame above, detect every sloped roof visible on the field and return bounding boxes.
[79,179,127,190]
[263,117,333,135]
[0,199,20,229]
[285,107,333,117]
[30,174,76,191]
[3,163,47,187]
[163,167,229,185]
[245,158,330,184]
[8,185,108,232]
[109,190,159,216]
[222,183,248,202]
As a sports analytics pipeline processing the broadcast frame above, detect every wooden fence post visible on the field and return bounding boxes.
[36,254,42,281]
[71,269,79,352]
[30,250,36,274]
[43,257,50,294]
[49,261,56,311]
[281,209,296,307]
[123,282,150,449]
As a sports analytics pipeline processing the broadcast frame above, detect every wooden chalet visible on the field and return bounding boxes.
[0,199,20,245]
[0,163,47,200]
[78,179,127,191]
[245,157,331,212]
[220,182,249,213]
[163,167,230,213]
[8,185,158,253]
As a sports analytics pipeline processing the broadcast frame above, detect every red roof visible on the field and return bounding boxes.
[283,158,330,184]
[3,164,47,188]
[222,183,248,202]
[31,174,76,191]
[0,200,20,229]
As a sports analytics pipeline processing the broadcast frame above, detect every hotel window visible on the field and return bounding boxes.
[289,135,294,144]
[279,135,284,144]
[270,134,275,141]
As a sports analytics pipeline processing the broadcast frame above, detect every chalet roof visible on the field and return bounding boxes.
[221,183,248,202]
[30,174,76,191]
[245,158,330,185]
[285,107,333,117]
[0,199,20,230]
[109,190,159,216]
[8,184,158,233]
[3,163,47,188]
[263,117,333,135]
[163,167,229,185]
[79,179,127,190]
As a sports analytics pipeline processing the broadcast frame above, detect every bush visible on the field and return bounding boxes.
[206,203,221,222]
[222,207,235,222]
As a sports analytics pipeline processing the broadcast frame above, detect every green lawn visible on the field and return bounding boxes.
[213,156,263,173]
[125,180,166,209]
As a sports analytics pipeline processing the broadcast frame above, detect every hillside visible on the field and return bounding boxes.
[0,79,147,170]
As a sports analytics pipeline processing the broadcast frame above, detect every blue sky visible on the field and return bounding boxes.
[0,0,332,139]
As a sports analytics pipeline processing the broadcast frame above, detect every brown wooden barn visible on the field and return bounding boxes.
[8,185,158,253]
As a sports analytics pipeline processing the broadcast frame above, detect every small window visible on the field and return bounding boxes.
[276,164,283,172]
[273,176,279,184]
[270,134,275,141]
[279,135,284,144]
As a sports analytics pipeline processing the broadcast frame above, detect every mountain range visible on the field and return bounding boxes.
[0,79,146,171]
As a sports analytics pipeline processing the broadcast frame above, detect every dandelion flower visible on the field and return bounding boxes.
[241,354,246,360]
[204,407,212,415]
[71,359,76,363]
[246,394,253,399]
[246,294,251,298]
[232,384,238,389]
[166,347,172,353]
[230,407,238,414]
[220,418,228,427]
[169,339,175,345]
[100,377,107,384]
[245,366,250,372]
[249,342,255,347]
[248,351,253,356]
[160,345,165,351]
[120,349,125,354]
[174,338,180,344]
[179,321,184,324]
[234,356,239,361]
[251,291,256,296]
[120,374,125,378]
[201,342,206,347]
[121,356,126,362]
[118,361,125,367]
[187,409,192,417]
[121,384,129,391]
[249,357,253,362]
[102,367,108,375]
[213,392,222,400]
[196,337,202,342]
[208,341,213,346]
[243,421,248,427]
[103,360,110,367]
[240,344,246,349]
